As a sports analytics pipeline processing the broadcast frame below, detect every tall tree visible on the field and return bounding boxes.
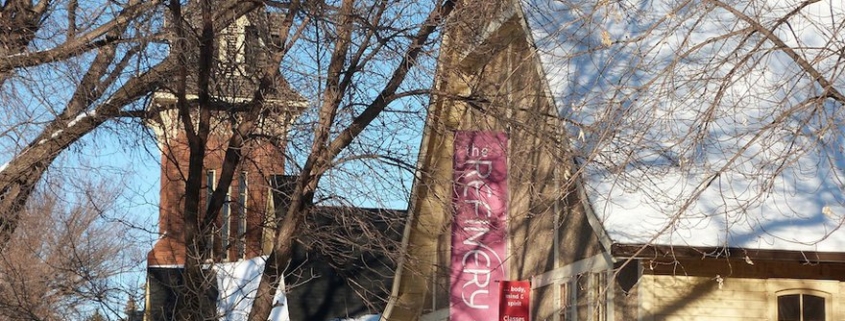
[2,0,459,319]
[158,0,460,319]
[246,0,458,318]
[0,0,265,250]
[0,185,137,320]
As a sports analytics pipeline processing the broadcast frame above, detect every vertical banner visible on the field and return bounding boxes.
[499,280,531,321]
[451,131,508,321]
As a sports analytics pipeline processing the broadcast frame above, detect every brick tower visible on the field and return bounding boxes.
[146,9,298,266]
[144,10,301,320]
[146,108,290,265]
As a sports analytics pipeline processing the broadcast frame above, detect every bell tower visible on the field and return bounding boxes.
[146,11,300,266]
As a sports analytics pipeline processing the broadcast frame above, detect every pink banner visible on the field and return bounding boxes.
[450,131,508,321]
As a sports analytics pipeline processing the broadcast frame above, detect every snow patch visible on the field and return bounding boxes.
[332,314,381,321]
[68,110,96,128]
[522,0,845,252]
[215,256,289,321]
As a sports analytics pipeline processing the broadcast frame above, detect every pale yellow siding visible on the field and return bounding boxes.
[640,275,844,321]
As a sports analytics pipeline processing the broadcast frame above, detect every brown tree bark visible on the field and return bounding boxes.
[0,0,263,252]
[172,0,302,318]
[248,1,457,320]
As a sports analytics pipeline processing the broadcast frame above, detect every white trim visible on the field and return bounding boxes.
[605,269,615,321]
[569,277,577,321]
[383,39,451,317]
[144,274,151,321]
[151,91,305,106]
[455,3,519,66]
[576,180,614,252]
[148,263,216,269]
[770,289,832,321]
[515,0,618,253]
[222,185,232,261]
[553,280,561,321]
[532,253,613,289]
[477,4,518,52]
[511,0,561,140]
[588,275,595,321]
[238,171,248,260]
[147,264,184,269]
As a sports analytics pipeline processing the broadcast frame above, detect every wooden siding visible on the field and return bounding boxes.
[425,31,568,314]
[391,3,590,318]
[639,274,843,321]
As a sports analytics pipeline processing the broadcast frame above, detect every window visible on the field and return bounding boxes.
[590,273,607,321]
[262,174,290,254]
[269,174,288,190]
[559,282,570,321]
[768,280,836,321]
[221,185,231,261]
[206,170,215,210]
[237,172,247,259]
[223,25,239,63]
[244,26,260,74]
[204,170,216,259]
[778,293,825,321]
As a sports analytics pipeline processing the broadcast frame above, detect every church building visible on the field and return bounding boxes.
[385,1,845,320]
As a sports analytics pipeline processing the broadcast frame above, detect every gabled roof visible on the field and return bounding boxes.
[498,0,845,253]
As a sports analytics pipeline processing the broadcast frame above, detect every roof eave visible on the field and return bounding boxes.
[611,243,845,264]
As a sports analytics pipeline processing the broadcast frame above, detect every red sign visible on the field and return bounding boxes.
[450,131,508,321]
[499,281,530,321]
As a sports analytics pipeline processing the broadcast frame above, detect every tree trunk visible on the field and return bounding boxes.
[0,0,263,252]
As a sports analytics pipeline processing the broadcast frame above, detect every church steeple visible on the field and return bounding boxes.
[146,10,301,266]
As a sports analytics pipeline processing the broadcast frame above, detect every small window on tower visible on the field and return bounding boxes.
[204,170,216,259]
[221,186,231,261]
[244,26,260,74]
[224,25,239,63]
[206,170,215,210]
[237,171,247,259]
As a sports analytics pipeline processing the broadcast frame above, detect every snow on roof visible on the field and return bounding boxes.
[331,314,382,321]
[215,257,382,321]
[215,257,289,321]
[519,0,845,252]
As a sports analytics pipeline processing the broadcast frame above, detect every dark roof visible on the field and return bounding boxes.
[269,176,406,320]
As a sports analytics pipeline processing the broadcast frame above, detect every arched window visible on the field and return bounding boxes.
[777,291,827,321]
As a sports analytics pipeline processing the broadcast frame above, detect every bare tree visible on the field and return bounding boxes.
[520,0,845,250]
[5,0,841,319]
[0,0,266,250]
[4,0,460,319]
[156,0,461,319]
[380,0,845,319]
[241,1,460,319]
[0,184,138,320]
